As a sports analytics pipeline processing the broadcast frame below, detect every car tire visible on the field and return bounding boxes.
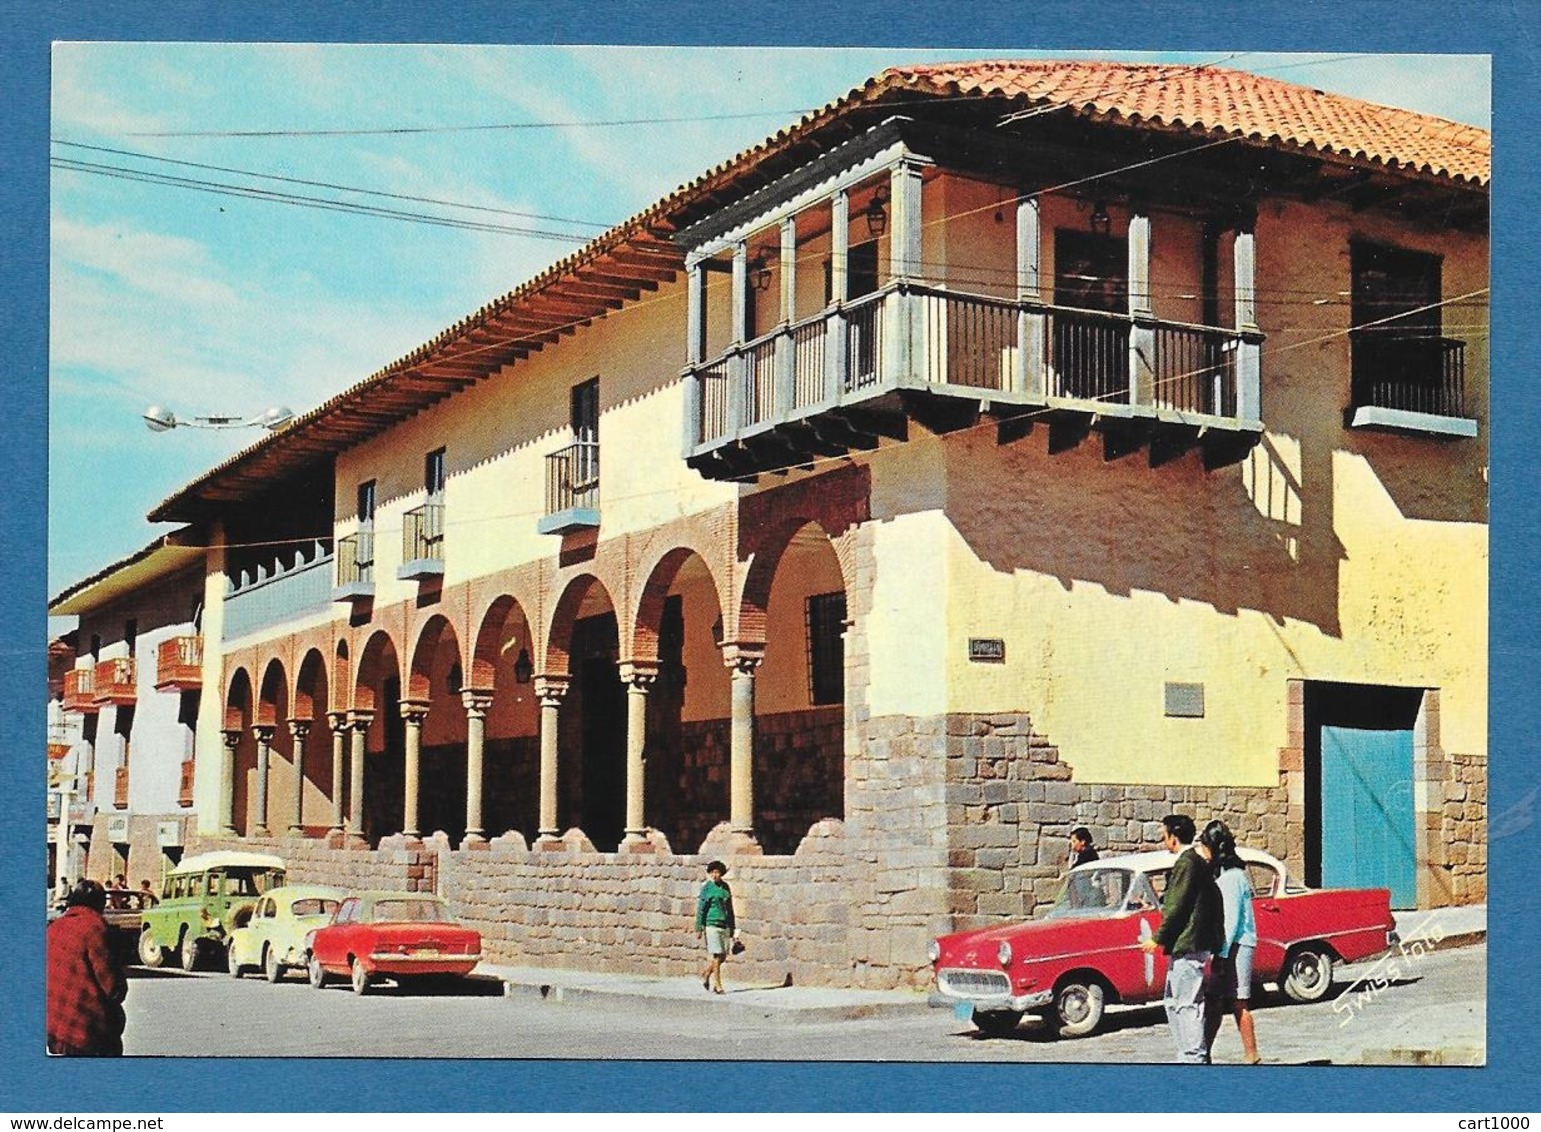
[971,1009,1024,1037]
[350,957,372,997]
[307,953,329,990]
[1054,979,1107,1038]
[226,940,245,978]
[264,946,284,984]
[178,931,201,972]
[1282,945,1334,1003]
[137,929,165,969]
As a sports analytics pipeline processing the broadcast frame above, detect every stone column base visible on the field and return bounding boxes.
[460,834,490,851]
[534,833,566,852]
[619,832,658,854]
[725,831,763,857]
[345,833,370,850]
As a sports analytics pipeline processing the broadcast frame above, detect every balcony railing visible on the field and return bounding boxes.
[224,544,335,638]
[538,441,601,535]
[154,635,203,691]
[178,760,195,808]
[62,668,97,714]
[92,657,136,707]
[1351,333,1469,420]
[114,766,129,809]
[687,282,1260,459]
[399,503,445,579]
[335,531,374,601]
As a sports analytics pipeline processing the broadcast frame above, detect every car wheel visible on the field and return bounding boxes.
[226,940,245,978]
[178,932,201,972]
[137,929,165,969]
[264,946,284,984]
[971,1008,1024,1037]
[1054,979,1107,1038]
[350,957,372,996]
[1282,945,1334,1003]
[307,953,329,990]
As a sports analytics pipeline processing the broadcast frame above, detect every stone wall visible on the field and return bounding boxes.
[1439,751,1487,905]
[187,834,435,894]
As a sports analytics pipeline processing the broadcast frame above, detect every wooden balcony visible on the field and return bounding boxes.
[537,441,600,535]
[62,668,97,714]
[114,765,129,809]
[1348,332,1477,438]
[333,531,375,603]
[47,741,70,762]
[684,282,1263,480]
[155,635,203,690]
[398,503,445,581]
[92,657,137,707]
[178,760,195,808]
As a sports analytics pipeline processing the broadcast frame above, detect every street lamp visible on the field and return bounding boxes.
[143,404,294,432]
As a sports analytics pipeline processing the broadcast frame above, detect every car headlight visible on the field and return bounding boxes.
[997,941,1013,967]
[928,940,941,964]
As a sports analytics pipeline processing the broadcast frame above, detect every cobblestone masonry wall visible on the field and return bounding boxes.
[1440,752,1487,905]
[188,834,437,893]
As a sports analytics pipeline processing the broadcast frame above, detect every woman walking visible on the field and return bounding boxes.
[694,860,737,994]
[1201,820,1262,1064]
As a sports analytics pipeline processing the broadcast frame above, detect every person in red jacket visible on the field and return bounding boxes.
[46,879,127,1056]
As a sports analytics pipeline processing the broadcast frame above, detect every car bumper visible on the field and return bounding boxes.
[935,968,1053,1012]
[366,952,481,976]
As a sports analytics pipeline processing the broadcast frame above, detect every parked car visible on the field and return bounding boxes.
[226,884,345,983]
[48,887,156,967]
[930,847,1396,1038]
[305,891,482,996]
[138,851,287,971]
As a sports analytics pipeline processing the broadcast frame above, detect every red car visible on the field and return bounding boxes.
[930,848,1396,1038]
[304,890,482,995]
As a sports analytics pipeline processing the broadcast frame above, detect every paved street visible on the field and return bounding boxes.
[122,944,1484,1064]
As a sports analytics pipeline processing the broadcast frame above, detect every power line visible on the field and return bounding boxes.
[123,107,823,140]
[51,140,612,230]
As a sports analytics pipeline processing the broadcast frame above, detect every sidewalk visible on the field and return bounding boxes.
[470,904,1485,1024]
[471,962,930,1023]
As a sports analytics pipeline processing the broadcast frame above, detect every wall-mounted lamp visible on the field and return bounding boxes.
[750,253,772,292]
[1088,201,1112,238]
[864,188,889,238]
[513,647,533,685]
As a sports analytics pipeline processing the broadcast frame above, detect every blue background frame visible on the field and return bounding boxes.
[2,0,1533,1112]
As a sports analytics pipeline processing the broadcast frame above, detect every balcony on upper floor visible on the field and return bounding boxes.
[114,765,129,809]
[92,657,136,708]
[178,759,195,808]
[398,503,445,580]
[677,120,1265,481]
[224,540,334,640]
[334,531,374,604]
[537,441,600,535]
[154,635,203,691]
[62,668,97,714]
[1348,330,1477,438]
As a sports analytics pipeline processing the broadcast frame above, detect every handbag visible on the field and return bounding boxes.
[730,938,746,955]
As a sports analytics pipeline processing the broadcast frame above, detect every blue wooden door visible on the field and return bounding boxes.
[1321,725,1417,908]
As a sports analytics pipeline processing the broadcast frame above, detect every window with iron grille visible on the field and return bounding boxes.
[806,592,846,706]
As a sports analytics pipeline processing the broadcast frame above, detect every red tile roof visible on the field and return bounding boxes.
[867,60,1488,186]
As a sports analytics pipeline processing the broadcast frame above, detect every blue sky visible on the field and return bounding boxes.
[47,46,1491,602]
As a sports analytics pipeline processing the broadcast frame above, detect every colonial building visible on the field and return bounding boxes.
[48,531,207,887]
[80,61,1485,989]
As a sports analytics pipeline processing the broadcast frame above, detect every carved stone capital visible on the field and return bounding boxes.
[533,675,570,706]
[618,660,660,691]
[287,718,312,740]
[348,710,375,733]
[460,688,495,717]
[221,729,243,751]
[721,643,766,675]
[326,711,350,734]
[398,698,431,725]
[251,724,275,743]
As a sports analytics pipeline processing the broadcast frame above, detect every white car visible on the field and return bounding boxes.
[227,884,344,983]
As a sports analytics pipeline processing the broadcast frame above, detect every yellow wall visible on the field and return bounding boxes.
[860,194,1487,786]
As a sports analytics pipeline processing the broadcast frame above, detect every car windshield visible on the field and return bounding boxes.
[1043,868,1156,918]
[290,898,339,918]
[221,868,284,897]
[371,898,451,923]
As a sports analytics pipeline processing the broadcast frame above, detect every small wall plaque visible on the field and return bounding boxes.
[968,638,1006,663]
[156,820,182,848]
[1164,682,1206,718]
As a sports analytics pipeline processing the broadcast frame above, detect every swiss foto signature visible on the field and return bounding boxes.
[1332,917,1447,1028]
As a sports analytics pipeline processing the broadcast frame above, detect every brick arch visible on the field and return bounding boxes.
[331,639,351,714]
[223,666,254,731]
[256,658,287,729]
[631,545,726,665]
[408,613,463,703]
[293,648,329,720]
[354,629,401,714]
[735,517,850,646]
[542,573,618,677]
[471,594,533,690]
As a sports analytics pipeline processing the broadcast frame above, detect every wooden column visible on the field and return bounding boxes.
[1127,209,1155,406]
[1233,212,1262,421]
[825,190,850,402]
[1016,194,1045,397]
[889,160,924,386]
[774,215,798,414]
[683,260,706,453]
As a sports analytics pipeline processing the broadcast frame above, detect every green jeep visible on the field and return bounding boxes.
[138,851,286,970]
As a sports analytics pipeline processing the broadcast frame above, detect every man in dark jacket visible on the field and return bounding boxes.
[1140,813,1222,1063]
[1068,827,1100,869]
[46,879,127,1056]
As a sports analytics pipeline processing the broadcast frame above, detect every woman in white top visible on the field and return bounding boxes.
[1201,820,1262,1064]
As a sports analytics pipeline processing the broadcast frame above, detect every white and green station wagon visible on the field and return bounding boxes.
[138,851,286,970]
